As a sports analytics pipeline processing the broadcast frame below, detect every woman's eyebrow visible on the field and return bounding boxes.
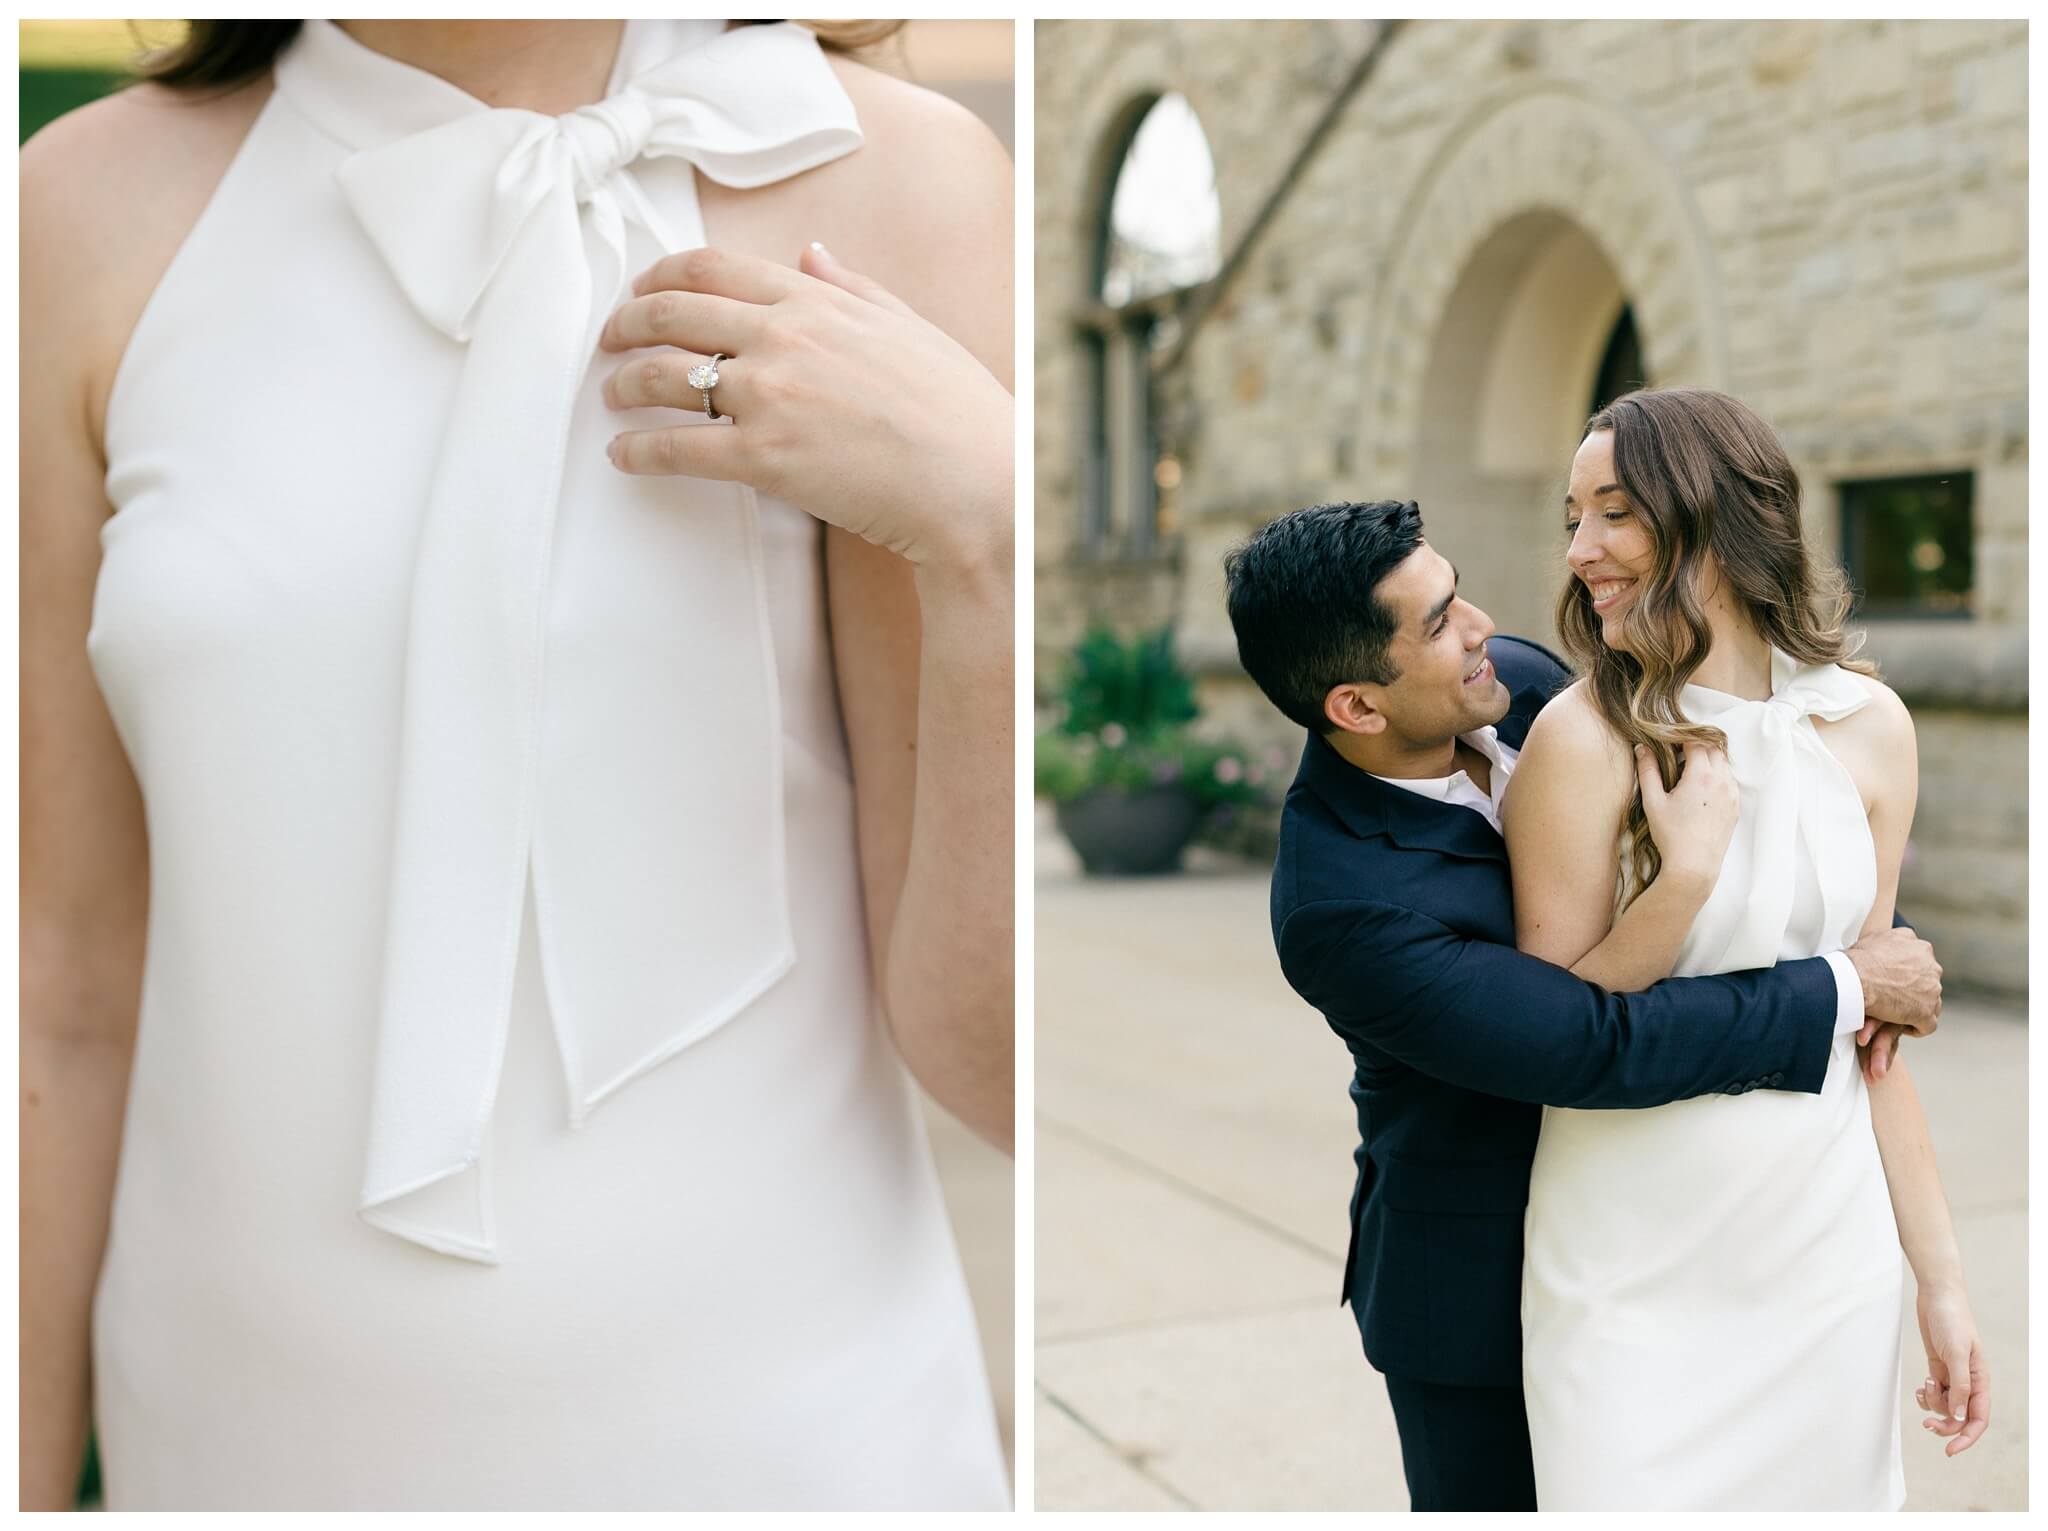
[1563,483,1623,507]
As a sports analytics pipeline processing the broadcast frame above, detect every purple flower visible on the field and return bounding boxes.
[1214,756,1244,784]
[1152,759,1184,785]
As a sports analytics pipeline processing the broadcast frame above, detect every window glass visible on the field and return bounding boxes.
[1590,305,1644,415]
[1839,472,1974,618]
[1100,94,1222,307]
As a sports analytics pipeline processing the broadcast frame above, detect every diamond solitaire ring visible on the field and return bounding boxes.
[686,353,729,420]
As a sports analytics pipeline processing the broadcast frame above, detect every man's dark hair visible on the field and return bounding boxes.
[1222,499,1426,733]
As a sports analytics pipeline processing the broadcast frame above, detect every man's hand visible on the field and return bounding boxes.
[1847,925,1942,1039]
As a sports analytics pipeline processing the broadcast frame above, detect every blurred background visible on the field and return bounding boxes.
[20,15,1015,1505]
[1034,18,2025,1511]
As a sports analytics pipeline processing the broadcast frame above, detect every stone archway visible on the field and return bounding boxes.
[1412,212,1631,642]
[1363,86,1724,644]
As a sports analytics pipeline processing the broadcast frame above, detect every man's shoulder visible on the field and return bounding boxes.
[1489,634,1572,696]
[1275,781,1360,886]
[1274,785,1436,925]
[1487,635,1573,751]
[1273,779,1341,894]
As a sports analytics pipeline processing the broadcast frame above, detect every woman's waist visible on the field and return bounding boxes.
[129,712,858,924]
[1531,1059,1879,1193]
[105,966,940,1297]
[96,1142,973,1394]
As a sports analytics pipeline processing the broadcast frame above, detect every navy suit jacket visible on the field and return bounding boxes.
[1270,635,1845,1388]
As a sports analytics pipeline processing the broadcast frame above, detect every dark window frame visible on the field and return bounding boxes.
[1590,304,1645,417]
[1837,470,1977,621]
[1074,93,1216,563]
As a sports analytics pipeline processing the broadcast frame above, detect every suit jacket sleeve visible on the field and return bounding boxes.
[1279,896,1840,1106]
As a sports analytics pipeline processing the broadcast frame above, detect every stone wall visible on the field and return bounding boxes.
[1036,19,2028,995]
[1905,707,2028,995]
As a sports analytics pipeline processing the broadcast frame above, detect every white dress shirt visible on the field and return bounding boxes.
[1371,725,1864,1034]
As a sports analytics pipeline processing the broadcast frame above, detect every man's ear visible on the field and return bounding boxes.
[1323,683,1388,738]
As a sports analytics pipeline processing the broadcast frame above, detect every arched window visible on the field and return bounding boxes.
[1078,93,1221,558]
[1590,304,1645,416]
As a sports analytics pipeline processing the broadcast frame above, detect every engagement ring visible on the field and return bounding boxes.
[686,354,729,420]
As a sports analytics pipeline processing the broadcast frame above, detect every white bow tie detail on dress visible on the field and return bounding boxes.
[1675,649,1875,977]
[333,21,862,343]
[275,20,862,1262]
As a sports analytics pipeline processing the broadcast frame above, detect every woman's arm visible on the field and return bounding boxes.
[818,87,1014,1153]
[828,537,1012,1152]
[20,104,164,1510]
[1829,683,1988,1451]
[598,70,1016,1146]
[1870,1054,1984,1453]
[1502,685,1730,991]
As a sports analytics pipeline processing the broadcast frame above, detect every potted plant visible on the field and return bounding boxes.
[1035,625,1272,875]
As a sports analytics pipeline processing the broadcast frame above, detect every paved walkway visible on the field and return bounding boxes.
[1034,812,2027,1511]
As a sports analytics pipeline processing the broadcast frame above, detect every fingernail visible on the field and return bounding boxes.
[809,239,832,259]
[606,436,621,462]
[1955,1405,1968,1420]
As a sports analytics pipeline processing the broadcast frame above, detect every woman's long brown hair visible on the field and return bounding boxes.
[1555,386,1875,904]
[131,20,906,92]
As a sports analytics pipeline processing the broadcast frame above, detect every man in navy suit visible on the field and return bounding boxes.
[1222,500,1943,1511]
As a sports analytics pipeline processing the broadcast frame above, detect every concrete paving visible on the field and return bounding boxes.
[1035,809,2027,1511]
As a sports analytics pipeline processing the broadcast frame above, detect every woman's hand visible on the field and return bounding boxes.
[1636,741,1739,897]
[598,243,1013,573]
[1914,1282,1990,1455]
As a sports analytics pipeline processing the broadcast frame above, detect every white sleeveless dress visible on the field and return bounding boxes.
[85,18,1007,1509]
[1521,653,1906,1510]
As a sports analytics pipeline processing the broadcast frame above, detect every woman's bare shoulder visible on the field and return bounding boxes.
[1841,667,1913,734]
[23,77,273,265]
[23,76,273,451]
[808,56,1012,378]
[1523,678,1634,772]
[1813,668,1916,807]
[823,53,1012,201]
[1504,679,1634,833]
[1812,667,1914,751]
[821,58,1010,247]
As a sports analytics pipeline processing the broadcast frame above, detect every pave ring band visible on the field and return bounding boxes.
[686,353,729,420]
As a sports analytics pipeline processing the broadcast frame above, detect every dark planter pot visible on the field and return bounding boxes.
[1055,786,1202,876]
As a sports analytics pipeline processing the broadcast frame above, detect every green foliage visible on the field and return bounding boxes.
[1035,727,1269,811]
[1050,625,1199,739]
[75,1428,99,1509]
[20,69,128,146]
[1036,625,1283,815]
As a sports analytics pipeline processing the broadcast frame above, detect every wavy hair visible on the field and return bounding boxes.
[130,20,906,93]
[1555,386,1874,903]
